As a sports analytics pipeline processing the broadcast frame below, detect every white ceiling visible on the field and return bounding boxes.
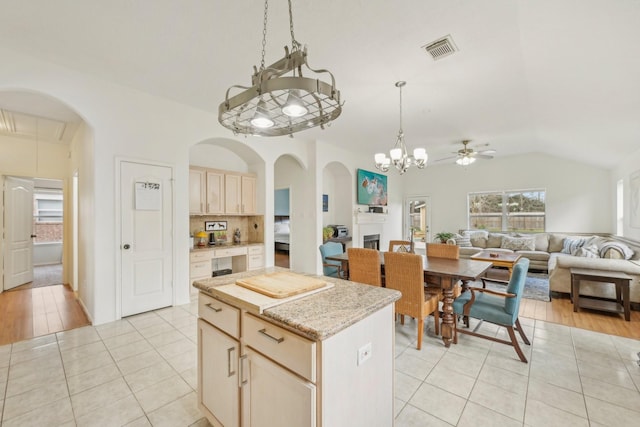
[1,0,639,168]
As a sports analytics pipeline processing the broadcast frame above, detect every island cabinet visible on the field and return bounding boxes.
[196,283,396,427]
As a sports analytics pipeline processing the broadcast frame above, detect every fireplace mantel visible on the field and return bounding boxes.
[355,212,387,224]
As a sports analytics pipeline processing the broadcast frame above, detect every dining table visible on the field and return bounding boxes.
[325,251,493,347]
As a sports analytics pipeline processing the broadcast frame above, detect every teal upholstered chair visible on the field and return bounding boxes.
[452,258,531,363]
[319,242,345,278]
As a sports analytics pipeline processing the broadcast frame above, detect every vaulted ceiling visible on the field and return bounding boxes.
[1,0,639,168]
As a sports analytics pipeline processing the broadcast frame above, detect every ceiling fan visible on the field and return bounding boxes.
[434,140,496,166]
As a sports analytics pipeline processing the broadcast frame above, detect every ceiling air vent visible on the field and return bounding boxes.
[422,35,457,61]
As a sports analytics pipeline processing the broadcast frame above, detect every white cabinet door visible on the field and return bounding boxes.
[206,171,225,214]
[189,168,205,214]
[198,319,240,427]
[242,348,315,427]
[241,175,256,214]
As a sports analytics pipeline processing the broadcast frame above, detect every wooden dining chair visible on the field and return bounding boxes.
[425,243,462,297]
[388,240,413,253]
[452,258,531,362]
[384,251,440,350]
[347,248,381,286]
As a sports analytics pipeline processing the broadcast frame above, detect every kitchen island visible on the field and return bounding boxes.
[193,267,401,427]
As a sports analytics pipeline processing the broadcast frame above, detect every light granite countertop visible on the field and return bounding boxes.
[190,242,263,253]
[193,267,401,341]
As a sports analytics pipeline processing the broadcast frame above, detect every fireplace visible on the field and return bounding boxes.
[363,234,380,250]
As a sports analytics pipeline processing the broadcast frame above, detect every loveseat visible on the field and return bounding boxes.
[450,230,640,304]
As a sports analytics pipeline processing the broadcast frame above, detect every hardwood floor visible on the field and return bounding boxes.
[0,284,90,346]
[519,294,640,339]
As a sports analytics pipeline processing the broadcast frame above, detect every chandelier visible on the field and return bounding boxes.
[374,81,427,175]
[218,0,342,137]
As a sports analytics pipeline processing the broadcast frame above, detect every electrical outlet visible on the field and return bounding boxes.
[357,342,372,366]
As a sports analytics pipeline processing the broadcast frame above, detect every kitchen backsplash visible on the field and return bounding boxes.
[190,215,264,243]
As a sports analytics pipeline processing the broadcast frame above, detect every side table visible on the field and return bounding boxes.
[570,268,631,321]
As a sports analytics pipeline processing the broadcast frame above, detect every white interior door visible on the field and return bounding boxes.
[120,161,173,316]
[3,176,34,290]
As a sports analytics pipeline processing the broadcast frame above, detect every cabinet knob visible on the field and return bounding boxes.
[123,244,131,250]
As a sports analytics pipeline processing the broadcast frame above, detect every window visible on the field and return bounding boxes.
[468,190,545,233]
[34,190,63,223]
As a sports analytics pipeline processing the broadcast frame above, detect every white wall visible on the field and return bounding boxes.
[401,152,612,236]
[612,146,640,241]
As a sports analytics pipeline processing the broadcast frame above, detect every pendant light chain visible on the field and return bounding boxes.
[288,0,301,51]
[260,0,269,71]
[398,83,404,136]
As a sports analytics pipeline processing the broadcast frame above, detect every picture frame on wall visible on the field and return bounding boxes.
[322,194,328,212]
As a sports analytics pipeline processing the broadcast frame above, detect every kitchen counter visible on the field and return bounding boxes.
[193,267,401,341]
[190,241,262,252]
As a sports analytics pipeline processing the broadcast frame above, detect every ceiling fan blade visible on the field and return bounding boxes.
[433,155,459,162]
[474,154,494,159]
[477,149,496,155]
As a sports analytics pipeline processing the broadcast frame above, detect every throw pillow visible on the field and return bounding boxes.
[573,244,599,258]
[548,233,567,253]
[487,233,507,248]
[598,240,634,260]
[463,230,489,248]
[501,236,536,251]
[454,236,472,247]
[561,237,586,254]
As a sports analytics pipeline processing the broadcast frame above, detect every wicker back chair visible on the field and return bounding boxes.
[426,243,459,259]
[384,251,440,350]
[388,240,413,253]
[347,248,381,286]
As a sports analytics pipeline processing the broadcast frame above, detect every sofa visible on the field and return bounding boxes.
[450,230,640,304]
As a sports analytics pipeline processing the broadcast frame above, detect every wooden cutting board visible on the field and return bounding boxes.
[236,271,328,298]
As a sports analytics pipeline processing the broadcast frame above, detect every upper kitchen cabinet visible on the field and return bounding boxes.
[205,171,225,214]
[189,168,206,214]
[190,167,257,216]
[225,173,257,215]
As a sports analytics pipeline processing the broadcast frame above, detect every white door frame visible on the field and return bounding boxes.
[114,157,176,320]
[404,195,432,243]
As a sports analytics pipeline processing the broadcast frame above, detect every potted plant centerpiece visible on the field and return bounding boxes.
[435,232,455,244]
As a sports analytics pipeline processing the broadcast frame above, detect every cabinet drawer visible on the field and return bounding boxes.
[190,261,211,278]
[248,245,264,255]
[199,293,240,339]
[190,250,212,263]
[242,313,316,382]
[247,255,264,270]
[214,247,247,258]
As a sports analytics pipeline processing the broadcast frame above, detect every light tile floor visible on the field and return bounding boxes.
[1,295,639,426]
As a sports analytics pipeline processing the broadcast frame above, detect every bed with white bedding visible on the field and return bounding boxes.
[274,216,290,252]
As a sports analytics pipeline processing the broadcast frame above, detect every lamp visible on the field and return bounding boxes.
[374,81,427,175]
[195,231,208,247]
[218,0,342,137]
[456,155,476,166]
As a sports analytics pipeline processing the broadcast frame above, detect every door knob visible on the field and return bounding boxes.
[123,244,131,250]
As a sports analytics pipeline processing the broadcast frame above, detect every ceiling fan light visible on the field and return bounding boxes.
[282,90,308,117]
[456,156,475,166]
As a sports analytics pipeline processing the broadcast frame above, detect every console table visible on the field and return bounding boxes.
[570,268,631,321]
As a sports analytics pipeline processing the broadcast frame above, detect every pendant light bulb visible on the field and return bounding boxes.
[282,90,308,117]
[251,99,274,128]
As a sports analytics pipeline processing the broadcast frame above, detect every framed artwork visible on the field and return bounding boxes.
[356,168,388,206]
[322,194,328,212]
[205,221,227,231]
[631,170,640,228]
